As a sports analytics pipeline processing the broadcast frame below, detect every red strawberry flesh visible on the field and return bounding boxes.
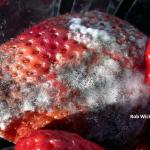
[145,39,150,85]
[15,130,104,150]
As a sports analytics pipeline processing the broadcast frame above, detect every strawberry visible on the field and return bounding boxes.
[1,19,85,83]
[0,11,148,150]
[145,39,150,85]
[15,130,104,150]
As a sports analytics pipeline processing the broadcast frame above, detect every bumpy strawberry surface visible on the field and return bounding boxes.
[0,11,148,149]
[15,130,104,150]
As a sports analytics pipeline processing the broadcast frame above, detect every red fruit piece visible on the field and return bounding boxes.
[15,130,104,150]
[0,11,148,149]
[145,39,150,85]
[2,21,85,83]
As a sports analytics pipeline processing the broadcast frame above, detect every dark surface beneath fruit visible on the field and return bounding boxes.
[0,139,14,149]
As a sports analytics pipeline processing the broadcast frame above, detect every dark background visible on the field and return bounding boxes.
[0,0,150,45]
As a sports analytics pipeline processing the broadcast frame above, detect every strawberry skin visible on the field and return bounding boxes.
[2,21,85,83]
[145,39,150,85]
[0,11,148,150]
[15,130,104,150]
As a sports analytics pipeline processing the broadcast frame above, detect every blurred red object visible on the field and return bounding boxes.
[15,130,104,150]
[136,144,149,150]
[0,0,9,6]
[137,143,149,150]
[145,39,150,85]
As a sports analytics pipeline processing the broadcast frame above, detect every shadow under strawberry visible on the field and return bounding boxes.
[41,102,150,150]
